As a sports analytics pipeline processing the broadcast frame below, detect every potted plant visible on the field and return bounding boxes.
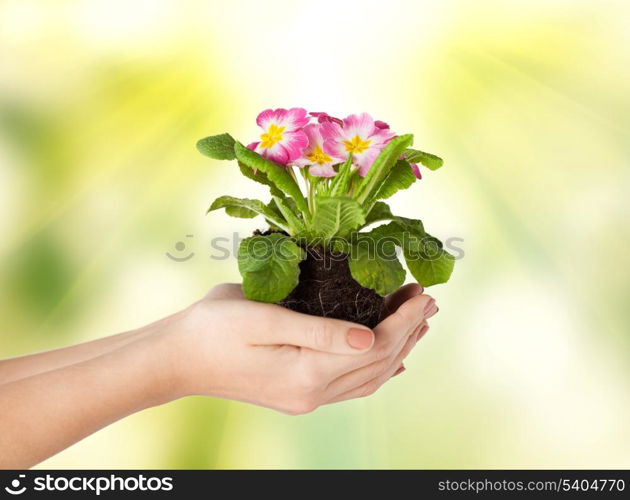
[197,108,454,327]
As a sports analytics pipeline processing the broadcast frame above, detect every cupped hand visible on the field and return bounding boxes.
[159,283,438,414]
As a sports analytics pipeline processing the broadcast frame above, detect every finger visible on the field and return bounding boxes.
[392,364,406,377]
[323,318,429,398]
[415,322,430,343]
[327,328,419,403]
[381,283,423,320]
[248,306,375,355]
[390,323,430,377]
[372,293,434,354]
[322,321,417,397]
[308,294,435,378]
[204,283,244,300]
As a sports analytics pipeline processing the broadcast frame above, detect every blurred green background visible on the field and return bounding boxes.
[1,0,629,468]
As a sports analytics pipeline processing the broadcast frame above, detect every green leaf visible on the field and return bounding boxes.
[238,233,305,302]
[367,219,454,286]
[404,148,443,170]
[364,201,394,225]
[354,134,413,205]
[238,161,284,198]
[329,155,354,197]
[348,238,406,296]
[404,245,454,287]
[273,195,305,233]
[362,218,426,251]
[196,133,236,160]
[208,196,289,231]
[234,142,309,216]
[311,196,365,240]
[372,159,416,201]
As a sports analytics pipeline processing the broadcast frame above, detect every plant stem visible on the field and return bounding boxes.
[308,178,316,214]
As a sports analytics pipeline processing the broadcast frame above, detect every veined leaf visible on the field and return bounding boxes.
[348,238,406,295]
[208,196,289,232]
[364,201,394,225]
[329,155,354,197]
[234,142,309,216]
[354,134,413,205]
[238,233,305,302]
[311,196,365,240]
[404,245,454,286]
[371,159,416,202]
[238,161,284,198]
[273,195,305,233]
[196,133,236,160]
[358,217,454,286]
[404,148,443,171]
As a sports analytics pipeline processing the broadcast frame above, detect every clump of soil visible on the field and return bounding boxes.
[279,246,385,328]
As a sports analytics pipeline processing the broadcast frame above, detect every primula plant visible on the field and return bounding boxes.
[197,108,454,327]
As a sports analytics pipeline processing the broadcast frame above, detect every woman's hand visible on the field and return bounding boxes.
[158,283,438,414]
[0,282,438,468]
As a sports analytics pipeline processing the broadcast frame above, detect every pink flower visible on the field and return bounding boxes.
[247,108,309,165]
[310,111,343,127]
[410,163,422,179]
[291,124,344,177]
[321,113,396,176]
[399,152,422,180]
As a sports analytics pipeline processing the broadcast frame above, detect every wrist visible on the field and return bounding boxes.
[141,304,200,401]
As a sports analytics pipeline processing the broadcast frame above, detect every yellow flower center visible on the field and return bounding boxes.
[260,123,285,149]
[343,135,371,154]
[306,146,332,165]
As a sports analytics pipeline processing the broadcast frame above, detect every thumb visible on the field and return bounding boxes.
[251,308,375,354]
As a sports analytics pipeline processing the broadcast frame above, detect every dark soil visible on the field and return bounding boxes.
[278,246,385,328]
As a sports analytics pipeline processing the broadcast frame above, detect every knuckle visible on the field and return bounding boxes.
[286,396,319,415]
[373,340,392,361]
[306,323,334,351]
[369,359,390,380]
[393,304,417,325]
[359,380,380,399]
[293,362,323,392]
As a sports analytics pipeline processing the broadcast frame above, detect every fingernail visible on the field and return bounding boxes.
[393,365,406,377]
[425,304,439,318]
[423,298,436,314]
[347,328,374,350]
[417,284,424,295]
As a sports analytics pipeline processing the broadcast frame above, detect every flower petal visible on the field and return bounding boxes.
[280,107,310,130]
[247,141,260,151]
[256,109,278,130]
[310,111,343,126]
[302,123,324,151]
[410,163,422,179]
[374,120,390,129]
[342,112,375,140]
[309,164,337,177]
[319,120,344,142]
[323,138,347,159]
[353,148,380,176]
[257,141,289,165]
[280,129,308,161]
[369,127,396,145]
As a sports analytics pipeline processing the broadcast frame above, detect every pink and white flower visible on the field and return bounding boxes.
[321,113,396,176]
[247,108,310,166]
[291,124,344,177]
